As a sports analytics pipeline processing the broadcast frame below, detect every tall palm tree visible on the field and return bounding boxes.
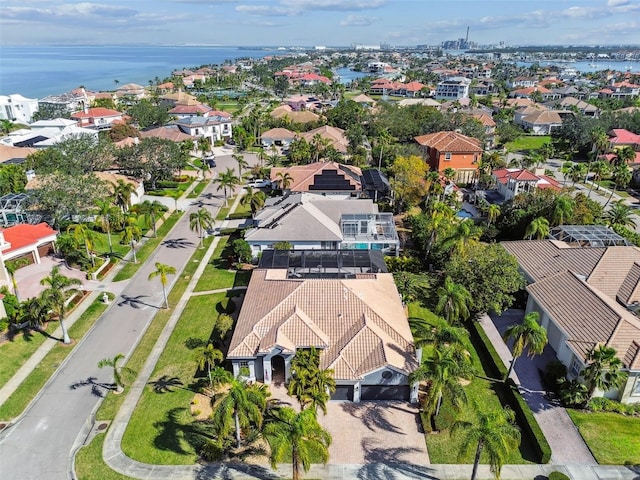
[409,316,469,352]
[502,311,548,381]
[614,145,636,166]
[486,204,501,227]
[393,271,430,305]
[112,179,137,212]
[582,345,627,401]
[95,199,117,255]
[451,407,521,480]
[567,162,587,186]
[21,296,49,331]
[233,153,249,180]
[586,127,609,183]
[604,200,635,229]
[148,262,176,309]
[121,215,142,263]
[436,276,473,324]
[214,167,240,207]
[210,377,269,449]
[5,258,29,301]
[240,187,266,217]
[587,159,610,197]
[275,171,294,190]
[440,219,481,257]
[605,165,632,207]
[525,217,550,240]
[67,223,100,267]
[552,195,574,226]
[97,353,135,394]
[189,207,215,248]
[194,343,223,393]
[287,348,336,415]
[263,407,332,480]
[136,200,166,238]
[409,345,474,421]
[39,266,82,344]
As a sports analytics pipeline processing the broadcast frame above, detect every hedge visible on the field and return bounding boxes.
[468,320,552,464]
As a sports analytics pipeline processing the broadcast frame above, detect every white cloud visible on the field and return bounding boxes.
[607,0,629,6]
[235,4,297,16]
[340,15,377,27]
[280,0,386,10]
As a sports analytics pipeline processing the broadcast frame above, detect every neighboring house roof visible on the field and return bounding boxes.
[397,98,441,108]
[298,125,349,153]
[472,112,496,127]
[139,126,193,142]
[227,269,419,380]
[168,104,212,115]
[94,172,141,192]
[0,222,58,254]
[261,128,296,141]
[609,128,640,145]
[521,110,563,125]
[270,162,362,193]
[351,94,376,104]
[414,131,483,152]
[245,194,377,243]
[503,240,640,369]
[270,105,321,123]
[0,145,36,164]
[71,107,123,120]
[492,168,561,190]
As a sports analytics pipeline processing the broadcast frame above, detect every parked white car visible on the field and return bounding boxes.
[246,179,271,188]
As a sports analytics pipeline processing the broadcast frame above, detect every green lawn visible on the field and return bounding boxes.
[187,180,208,199]
[407,303,535,465]
[0,321,58,389]
[589,179,631,198]
[121,292,230,464]
[194,236,252,292]
[505,136,551,152]
[0,295,112,420]
[93,231,130,258]
[75,434,130,480]
[112,212,181,282]
[567,410,640,464]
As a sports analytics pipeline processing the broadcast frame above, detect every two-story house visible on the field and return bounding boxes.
[435,77,471,100]
[414,131,483,184]
[0,94,39,124]
[492,168,561,200]
[70,107,125,130]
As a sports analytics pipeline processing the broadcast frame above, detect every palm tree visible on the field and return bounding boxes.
[502,312,548,381]
[409,345,474,421]
[214,167,240,207]
[552,195,574,226]
[189,207,215,248]
[605,165,632,207]
[233,153,249,180]
[263,407,332,480]
[604,200,635,229]
[525,217,550,240]
[121,215,142,263]
[587,159,610,197]
[148,262,176,309]
[97,353,135,394]
[275,171,293,191]
[287,348,336,415]
[567,162,587,186]
[582,345,627,401]
[210,377,269,449]
[586,127,609,183]
[5,258,29,301]
[436,277,473,324]
[393,271,430,305]
[67,223,100,268]
[194,343,223,393]
[240,187,266,217]
[486,204,501,227]
[112,179,137,212]
[451,407,521,480]
[21,296,49,331]
[614,145,636,166]
[136,200,166,238]
[95,199,118,255]
[440,219,481,257]
[40,266,82,344]
[409,316,469,352]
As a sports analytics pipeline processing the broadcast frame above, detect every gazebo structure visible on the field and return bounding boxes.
[549,225,631,247]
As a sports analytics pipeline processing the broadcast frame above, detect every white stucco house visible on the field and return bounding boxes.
[0,94,39,124]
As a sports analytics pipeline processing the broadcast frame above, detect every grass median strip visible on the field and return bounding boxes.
[187,180,208,199]
[113,212,182,282]
[0,294,113,421]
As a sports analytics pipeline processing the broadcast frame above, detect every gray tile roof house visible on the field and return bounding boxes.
[227,262,419,402]
[244,193,399,257]
[502,240,640,403]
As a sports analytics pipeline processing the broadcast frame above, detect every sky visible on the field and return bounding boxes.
[1,0,640,47]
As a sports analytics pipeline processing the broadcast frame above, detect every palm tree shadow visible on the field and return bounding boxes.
[153,407,215,456]
[340,402,405,434]
[149,375,191,394]
[162,238,195,249]
[69,376,110,397]
[195,463,278,480]
[357,438,437,480]
[117,294,158,309]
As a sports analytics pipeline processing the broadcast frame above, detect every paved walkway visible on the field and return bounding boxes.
[480,310,596,465]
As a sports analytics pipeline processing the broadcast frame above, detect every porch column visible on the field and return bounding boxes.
[232,361,240,378]
[410,382,419,404]
[263,357,273,385]
[248,360,256,381]
[33,246,41,264]
[353,382,361,403]
[284,355,293,382]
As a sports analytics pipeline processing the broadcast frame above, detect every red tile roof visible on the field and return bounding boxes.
[1,223,57,253]
[609,129,640,145]
[71,107,122,119]
[414,131,483,153]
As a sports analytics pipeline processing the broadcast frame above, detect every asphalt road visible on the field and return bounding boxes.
[0,156,251,480]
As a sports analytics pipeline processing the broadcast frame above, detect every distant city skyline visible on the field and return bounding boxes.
[1,0,640,47]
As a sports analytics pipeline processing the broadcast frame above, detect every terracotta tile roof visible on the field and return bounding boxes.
[261,128,296,140]
[1,222,57,253]
[522,110,563,125]
[587,246,640,300]
[139,126,193,143]
[617,262,640,305]
[228,270,418,380]
[0,145,36,163]
[270,162,362,192]
[414,131,482,153]
[270,106,320,123]
[71,107,122,119]
[299,125,349,153]
[168,104,211,115]
[472,113,496,127]
[609,128,640,145]
[501,240,606,282]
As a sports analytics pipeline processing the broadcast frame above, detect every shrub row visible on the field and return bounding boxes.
[468,320,552,464]
[588,397,640,416]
